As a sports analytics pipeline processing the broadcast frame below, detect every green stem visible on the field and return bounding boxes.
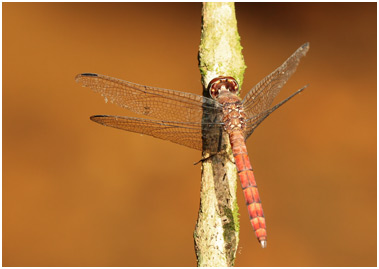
[194,2,246,267]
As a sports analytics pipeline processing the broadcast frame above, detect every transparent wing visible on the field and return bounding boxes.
[242,43,309,119]
[76,73,223,123]
[90,115,225,152]
[244,85,308,139]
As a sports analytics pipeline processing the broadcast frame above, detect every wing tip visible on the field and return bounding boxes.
[300,42,310,54]
[90,115,116,126]
[90,115,107,121]
[80,73,98,77]
[75,73,99,83]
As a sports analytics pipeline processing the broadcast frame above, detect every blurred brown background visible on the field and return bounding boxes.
[3,2,376,267]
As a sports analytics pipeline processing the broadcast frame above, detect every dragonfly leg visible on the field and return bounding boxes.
[193,153,217,165]
[193,150,232,165]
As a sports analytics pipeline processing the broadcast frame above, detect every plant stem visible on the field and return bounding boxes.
[194,2,246,267]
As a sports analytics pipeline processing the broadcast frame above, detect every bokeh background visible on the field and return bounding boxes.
[3,2,376,267]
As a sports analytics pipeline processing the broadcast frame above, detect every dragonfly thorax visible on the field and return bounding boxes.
[222,102,247,133]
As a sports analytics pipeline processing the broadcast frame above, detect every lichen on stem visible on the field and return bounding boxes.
[194,2,246,267]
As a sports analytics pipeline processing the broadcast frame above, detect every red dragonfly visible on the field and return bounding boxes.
[76,43,309,248]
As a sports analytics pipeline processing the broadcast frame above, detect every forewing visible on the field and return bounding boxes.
[76,73,222,123]
[242,43,309,119]
[90,115,224,152]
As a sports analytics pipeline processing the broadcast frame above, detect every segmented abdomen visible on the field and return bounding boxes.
[229,131,267,247]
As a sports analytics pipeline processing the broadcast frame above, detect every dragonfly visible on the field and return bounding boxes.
[76,43,309,248]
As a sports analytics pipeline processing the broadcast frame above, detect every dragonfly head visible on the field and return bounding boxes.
[208,76,239,99]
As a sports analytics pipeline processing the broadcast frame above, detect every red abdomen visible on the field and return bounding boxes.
[229,131,267,248]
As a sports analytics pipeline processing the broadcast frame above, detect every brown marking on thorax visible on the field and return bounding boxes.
[217,90,247,134]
